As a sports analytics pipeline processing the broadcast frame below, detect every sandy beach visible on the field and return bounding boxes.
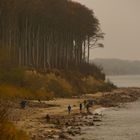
[8,88,140,140]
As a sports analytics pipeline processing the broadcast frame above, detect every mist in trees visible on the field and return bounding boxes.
[0,0,104,72]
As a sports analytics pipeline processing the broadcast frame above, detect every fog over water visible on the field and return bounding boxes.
[74,0,140,60]
[107,75,140,87]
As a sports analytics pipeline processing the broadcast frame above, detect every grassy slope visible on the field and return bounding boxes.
[0,68,115,99]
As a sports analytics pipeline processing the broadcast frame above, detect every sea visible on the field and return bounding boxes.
[73,75,140,140]
[106,75,140,87]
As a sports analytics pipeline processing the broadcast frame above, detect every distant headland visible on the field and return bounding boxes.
[93,58,140,75]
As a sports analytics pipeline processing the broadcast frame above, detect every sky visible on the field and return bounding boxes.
[74,0,140,60]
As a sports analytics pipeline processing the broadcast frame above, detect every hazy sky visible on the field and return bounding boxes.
[74,0,140,60]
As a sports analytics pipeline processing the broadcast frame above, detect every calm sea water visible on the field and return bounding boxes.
[106,75,140,87]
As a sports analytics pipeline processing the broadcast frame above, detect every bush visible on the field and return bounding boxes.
[82,76,103,93]
[0,105,29,140]
[0,85,32,99]
[0,121,29,140]
[46,73,73,97]
[96,80,117,92]
[68,62,105,80]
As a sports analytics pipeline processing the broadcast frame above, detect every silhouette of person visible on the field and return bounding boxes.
[20,100,27,109]
[46,114,50,122]
[80,103,82,113]
[68,105,71,114]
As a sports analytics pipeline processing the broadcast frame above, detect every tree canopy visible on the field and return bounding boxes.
[0,0,103,72]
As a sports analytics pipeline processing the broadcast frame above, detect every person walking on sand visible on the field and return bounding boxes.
[46,114,50,123]
[80,103,83,113]
[68,105,71,114]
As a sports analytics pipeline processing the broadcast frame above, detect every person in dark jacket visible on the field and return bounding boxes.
[68,105,71,114]
[46,114,50,122]
[20,100,27,109]
[79,103,82,113]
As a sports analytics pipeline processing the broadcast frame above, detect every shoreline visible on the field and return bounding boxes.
[8,87,140,140]
[73,99,140,140]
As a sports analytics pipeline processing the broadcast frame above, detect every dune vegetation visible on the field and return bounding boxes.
[0,102,29,140]
[0,64,115,99]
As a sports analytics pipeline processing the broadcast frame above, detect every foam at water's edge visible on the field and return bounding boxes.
[92,107,107,115]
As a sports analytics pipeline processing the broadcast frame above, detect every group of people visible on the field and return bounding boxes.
[67,100,91,114]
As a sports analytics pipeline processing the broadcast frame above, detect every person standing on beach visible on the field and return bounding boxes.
[46,114,50,122]
[20,100,27,109]
[68,105,71,114]
[80,103,82,113]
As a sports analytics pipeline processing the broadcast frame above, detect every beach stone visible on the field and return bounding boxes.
[74,131,81,135]
[65,121,71,126]
[67,130,75,136]
[59,133,69,139]
[88,122,95,126]
[93,119,102,122]
[94,113,100,115]
[93,115,99,119]
[46,135,55,139]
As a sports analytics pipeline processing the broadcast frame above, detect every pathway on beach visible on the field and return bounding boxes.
[74,100,140,140]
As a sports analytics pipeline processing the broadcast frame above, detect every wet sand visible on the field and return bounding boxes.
[74,100,140,140]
